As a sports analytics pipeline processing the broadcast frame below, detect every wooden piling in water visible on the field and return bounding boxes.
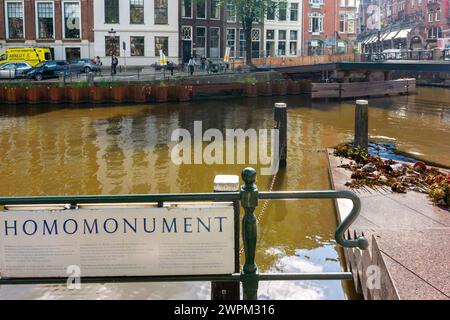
[354,100,369,151]
[211,175,241,300]
[275,103,287,168]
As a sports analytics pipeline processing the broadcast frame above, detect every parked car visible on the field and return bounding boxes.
[26,60,70,81]
[0,62,32,79]
[69,58,98,73]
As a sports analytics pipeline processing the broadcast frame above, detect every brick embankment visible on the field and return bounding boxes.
[0,71,313,105]
[327,149,450,300]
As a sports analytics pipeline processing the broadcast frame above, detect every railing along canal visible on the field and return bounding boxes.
[0,167,368,300]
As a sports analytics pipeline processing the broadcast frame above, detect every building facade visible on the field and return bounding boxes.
[302,0,358,56]
[361,0,450,52]
[264,0,303,57]
[0,0,94,60]
[179,0,225,63]
[224,1,264,60]
[94,0,178,66]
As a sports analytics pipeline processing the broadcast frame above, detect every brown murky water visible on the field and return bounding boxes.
[0,87,449,300]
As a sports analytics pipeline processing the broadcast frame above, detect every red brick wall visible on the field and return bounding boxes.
[25,0,36,40]
[0,1,5,41]
[0,0,94,42]
[302,0,357,54]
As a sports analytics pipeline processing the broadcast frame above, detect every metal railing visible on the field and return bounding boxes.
[361,49,450,62]
[0,167,368,300]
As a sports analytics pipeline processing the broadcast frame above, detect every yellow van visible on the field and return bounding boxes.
[0,48,53,67]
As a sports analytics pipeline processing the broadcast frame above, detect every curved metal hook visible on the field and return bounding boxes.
[334,191,369,250]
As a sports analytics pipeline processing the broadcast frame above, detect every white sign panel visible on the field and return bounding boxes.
[0,206,235,278]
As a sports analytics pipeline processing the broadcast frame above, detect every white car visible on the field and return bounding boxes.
[0,62,32,79]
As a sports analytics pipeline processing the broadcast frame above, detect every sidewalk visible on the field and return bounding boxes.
[327,149,450,300]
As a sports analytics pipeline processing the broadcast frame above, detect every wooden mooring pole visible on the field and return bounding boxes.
[274,103,287,168]
[354,100,369,151]
[211,175,241,300]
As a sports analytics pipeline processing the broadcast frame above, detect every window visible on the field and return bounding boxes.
[130,0,144,24]
[211,0,220,19]
[239,29,246,57]
[436,8,441,22]
[278,30,286,56]
[289,31,298,55]
[105,36,120,56]
[181,0,192,18]
[428,27,442,39]
[266,29,275,40]
[6,1,24,39]
[155,37,169,56]
[154,0,168,24]
[267,2,275,20]
[226,2,236,22]
[196,0,206,19]
[37,2,54,39]
[309,12,323,33]
[196,27,207,58]
[226,28,236,57]
[278,2,287,21]
[104,0,119,24]
[339,13,346,33]
[210,28,220,58]
[290,3,298,21]
[65,47,80,61]
[130,36,145,56]
[63,2,81,39]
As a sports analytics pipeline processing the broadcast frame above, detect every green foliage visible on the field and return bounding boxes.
[66,81,90,88]
[238,76,258,85]
[334,143,369,163]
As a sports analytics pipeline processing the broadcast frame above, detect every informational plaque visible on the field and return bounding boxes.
[0,205,235,278]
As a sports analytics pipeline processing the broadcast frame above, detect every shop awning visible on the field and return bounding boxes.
[384,30,399,41]
[395,29,411,39]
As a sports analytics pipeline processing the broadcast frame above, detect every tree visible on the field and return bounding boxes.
[223,0,282,67]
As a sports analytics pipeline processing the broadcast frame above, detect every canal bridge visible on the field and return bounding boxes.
[274,60,450,78]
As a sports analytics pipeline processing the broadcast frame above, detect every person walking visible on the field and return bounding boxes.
[111,55,118,75]
[95,56,103,75]
[188,57,195,76]
[200,56,206,72]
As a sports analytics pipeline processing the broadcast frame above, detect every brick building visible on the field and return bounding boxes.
[302,0,358,56]
[361,0,450,52]
[0,0,94,60]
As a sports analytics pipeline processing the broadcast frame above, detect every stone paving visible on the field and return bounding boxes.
[327,149,450,300]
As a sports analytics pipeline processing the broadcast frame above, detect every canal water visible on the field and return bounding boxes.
[0,87,449,300]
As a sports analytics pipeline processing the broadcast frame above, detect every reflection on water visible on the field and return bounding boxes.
[0,87,449,300]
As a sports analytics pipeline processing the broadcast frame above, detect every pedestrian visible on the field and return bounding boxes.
[111,55,118,75]
[168,61,174,76]
[200,56,206,72]
[188,56,195,76]
[95,56,103,75]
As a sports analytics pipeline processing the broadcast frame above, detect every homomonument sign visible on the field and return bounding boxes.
[0,205,235,278]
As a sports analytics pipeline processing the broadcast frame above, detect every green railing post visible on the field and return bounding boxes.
[240,167,259,300]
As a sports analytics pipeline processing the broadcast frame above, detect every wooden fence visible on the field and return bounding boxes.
[253,54,356,67]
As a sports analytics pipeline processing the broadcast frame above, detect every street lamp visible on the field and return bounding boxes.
[108,28,116,75]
